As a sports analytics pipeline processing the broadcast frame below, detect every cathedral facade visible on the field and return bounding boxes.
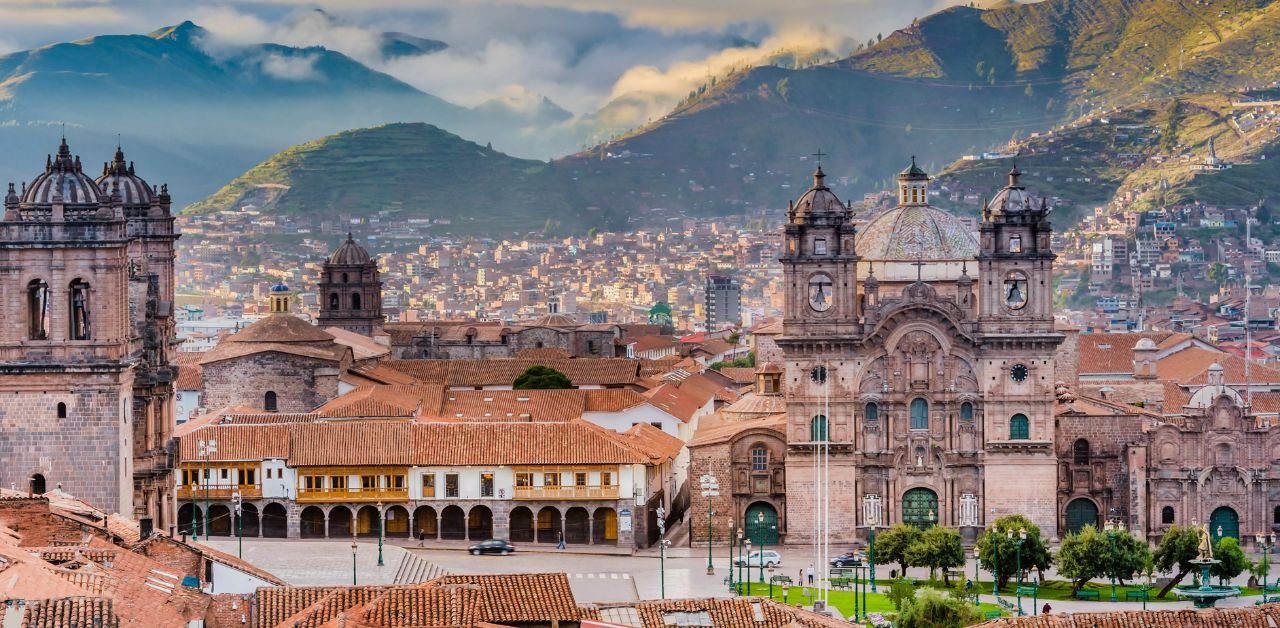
[780,161,1062,545]
[0,139,178,529]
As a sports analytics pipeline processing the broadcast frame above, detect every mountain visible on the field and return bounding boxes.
[185,123,597,235]
[378,32,447,59]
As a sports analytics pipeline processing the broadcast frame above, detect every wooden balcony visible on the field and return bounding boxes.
[176,484,262,500]
[512,485,619,500]
[296,487,410,503]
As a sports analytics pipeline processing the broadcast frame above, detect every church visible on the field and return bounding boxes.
[0,139,179,530]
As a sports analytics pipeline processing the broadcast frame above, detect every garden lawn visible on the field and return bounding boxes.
[740,583,1006,621]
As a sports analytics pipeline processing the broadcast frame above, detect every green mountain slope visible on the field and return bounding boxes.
[185,123,595,235]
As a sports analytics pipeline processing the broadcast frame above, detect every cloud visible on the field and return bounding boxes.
[257,51,321,80]
[0,2,129,27]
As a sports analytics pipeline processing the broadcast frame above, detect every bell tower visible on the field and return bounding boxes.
[780,165,860,336]
[976,165,1054,330]
[317,233,384,336]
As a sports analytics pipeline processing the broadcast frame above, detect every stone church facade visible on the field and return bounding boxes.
[0,139,179,529]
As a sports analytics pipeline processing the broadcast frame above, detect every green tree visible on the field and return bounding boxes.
[1207,262,1230,287]
[1211,537,1247,584]
[885,578,916,612]
[905,526,966,584]
[1250,548,1271,587]
[876,524,923,576]
[1056,525,1109,595]
[513,365,573,390]
[1107,527,1151,586]
[1154,525,1201,598]
[897,590,980,628]
[975,514,1052,590]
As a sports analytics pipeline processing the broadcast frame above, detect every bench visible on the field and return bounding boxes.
[1075,590,1101,601]
[830,578,853,590]
[1125,590,1148,602]
[998,598,1016,611]
[984,611,1002,620]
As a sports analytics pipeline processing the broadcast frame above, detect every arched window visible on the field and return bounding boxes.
[1163,506,1176,525]
[910,398,928,430]
[264,391,278,412]
[810,415,828,442]
[30,474,46,495]
[28,279,49,340]
[56,402,66,419]
[865,402,879,423]
[751,446,768,471]
[1073,439,1090,465]
[1010,414,1029,440]
[69,279,91,340]
[351,293,362,310]
[1274,506,1280,526]
[341,272,349,284]
[960,402,973,421]
[329,293,340,310]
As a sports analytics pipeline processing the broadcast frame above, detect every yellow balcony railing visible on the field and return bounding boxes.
[512,485,619,500]
[296,487,409,502]
[176,484,262,500]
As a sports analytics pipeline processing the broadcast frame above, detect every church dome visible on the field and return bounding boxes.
[856,204,978,261]
[270,282,290,292]
[328,233,372,265]
[22,138,101,205]
[95,145,153,206]
[790,167,846,223]
[984,165,1036,215]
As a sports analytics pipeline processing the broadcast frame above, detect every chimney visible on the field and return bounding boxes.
[1133,338,1158,380]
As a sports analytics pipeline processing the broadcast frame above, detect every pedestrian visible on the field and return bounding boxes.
[1042,603,1051,615]
[557,529,566,550]
[806,563,815,584]
[417,528,426,547]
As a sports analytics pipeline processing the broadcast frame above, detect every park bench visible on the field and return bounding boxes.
[984,611,1002,620]
[1125,590,1148,602]
[830,578,853,590]
[1075,590,1101,601]
[997,598,1016,611]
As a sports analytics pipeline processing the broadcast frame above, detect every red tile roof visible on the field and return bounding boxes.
[974,604,1280,627]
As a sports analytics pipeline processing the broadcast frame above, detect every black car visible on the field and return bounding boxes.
[830,553,863,567]
[468,539,515,555]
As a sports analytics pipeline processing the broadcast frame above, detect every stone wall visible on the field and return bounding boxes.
[688,441,736,545]
[984,455,1059,540]
[202,354,339,413]
[1055,413,1148,534]
[0,498,85,545]
[1053,327,1079,385]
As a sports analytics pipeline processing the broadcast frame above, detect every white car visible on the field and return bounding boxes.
[734,550,781,567]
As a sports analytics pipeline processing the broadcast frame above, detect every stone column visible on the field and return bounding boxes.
[324,510,330,539]
[588,514,595,544]
[436,514,442,540]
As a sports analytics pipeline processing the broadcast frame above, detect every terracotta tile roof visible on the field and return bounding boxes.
[175,363,202,390]
[974,604,1280,627]
[256,587,342,628]
[582,597,849,628]
[622,423,684,464]
[0,545,99,599]
[638,357,681,378]
[721,393,787,418]
[1076,332,1173,375]
[226,315,335,344]
[279,586,390,628]
[348,583,482,628]
[177,424,291,462]
[313,385,435,419]
[435,389,647,421]
[690,414,786,447]
[200,340,351,366]
[643,376,723,423]
[379,358,640,387]
[512,347,572,360]
[323,327,392,362]
[346,363,421,386]
[435,573,578,623]
[718,367,758,384]
[17,598,120,628]
[1054,393,1163,419]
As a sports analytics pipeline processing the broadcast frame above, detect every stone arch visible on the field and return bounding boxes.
[356,506,381,538]
[1210,506,1239,541]
[1162,506,1176,525]
[744,502,779,545]
[238,503,260,537]
[300,506,326,538]
[1073,438,1090,465]
[29,473,46,495]
[902,487,938,529]
[328,505,354,538]
[351,292,362,310]
[565,507,590,544]
[537,506,563,543]
[264,391,278,412]
[872,307,974,351]
[510,506,534,543]
[208,504,232,536]
[262,502,287,538]
[385,505,411,538]
[329,293,340,310]
[178,503,202,536]
[592,507,617,544]
[413,506,438,539]
[440,506,466,540]
[468,505,493,540]
[1064,498,1100,534]
[56,403,66,419]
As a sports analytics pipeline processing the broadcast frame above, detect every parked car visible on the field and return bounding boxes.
[830,552,863,567]
[734,550,781,567]
[468,539,515,555]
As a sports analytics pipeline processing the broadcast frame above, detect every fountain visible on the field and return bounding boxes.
[1174,523,1241,608]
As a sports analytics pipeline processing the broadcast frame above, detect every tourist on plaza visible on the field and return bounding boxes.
[418,529,426,547]
[557,529,566,550]
[1042,603,1052,615]
[806,564,814,584]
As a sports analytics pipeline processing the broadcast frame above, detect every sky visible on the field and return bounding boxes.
[0,0,994,121]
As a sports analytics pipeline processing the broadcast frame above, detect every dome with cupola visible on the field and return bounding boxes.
[95,144,153,206]
[789,167,847,224]
[21,138,101,206]
[984,164,1038,216]
[328,233,373,265]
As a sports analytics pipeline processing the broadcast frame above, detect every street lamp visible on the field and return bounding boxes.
[990,508,999,598]
[972,547,980,606]
[197,438,217,541]
[1104,514,1123,602]
[737,527,745,595]
[767,564,776,598]
[232,491,243,558]
[376,502,385,567]
[756,511,775,583]
[1258,532,1275,603]
[351,541,358,586]
[700,475,720,575]
[657,505,668,599]
[727,519,735,593]
[782,582,791,606]
[1009,527,1027,616]
[869,510,880,592]
[743,539,753,594]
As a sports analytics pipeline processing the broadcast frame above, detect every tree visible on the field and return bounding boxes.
[897,590,980,628]
[885,578,916,612]
[1056,525,1109,595]
[876,524,922,576]
[1154,525,1201,598]
[1211,537,1247,584]
[975,514,1052,590]
[512,365,572,390]
[1107,527,1152,586]
[906,526,966,584]
[1207,262,1229,287]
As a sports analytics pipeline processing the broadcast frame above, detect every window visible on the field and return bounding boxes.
[264,391,278,412]
[601,472,613,486]
[445,473,459,498]
[1010,235,1022,253]
[303,476,321,490]
[960,402,973,421]
[1163,506,1175,525]
[544,473,561,488]
[330,475,347,490]
[56,402,66,419]
[220,468,229,480]
[351,292,362,310]
[422,474,436,498]
[865,402,878,423]
[910,398,929,430]
[361,475,377,490]
[588,340,597,355]
[574,472,588,487]
[238,468,257,485]
[515,472,533,488]
[814,238,827,255]
[27,279,48,340]
[69,279,91,340]
[809,415,828,442]
[1073,439,1090,465]
[480,472,494,497]
[751,446,768,471]
[389,475,406,489]
[1010,414,1030,440]
[341,272,349,284]
[329,293,339,310]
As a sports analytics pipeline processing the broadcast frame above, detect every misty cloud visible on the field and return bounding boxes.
[257,52,322,80]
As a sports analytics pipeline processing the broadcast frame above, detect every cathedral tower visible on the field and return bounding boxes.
[317,233,384,336]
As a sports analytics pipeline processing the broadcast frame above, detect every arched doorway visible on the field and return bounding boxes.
[357,506,381,538]
[178,504,201,536]
[1064,498,1099,534]
[510,507,534,543]
[565,507,589,544]
[238,503,261,537]
[30,474,46,495]
[262,503,288,538]
[468,506,493,540]
[440,506,466,540]
[592,508,618,545]
[329,506,353,538]
[208,504,232,536]
[300,506,326,538]
[537,507,562,543]
[744,502,779,545]
[902,488,939,529]
[413,506,438,539]
[1211,506,1240,542]
[385,506,410,538]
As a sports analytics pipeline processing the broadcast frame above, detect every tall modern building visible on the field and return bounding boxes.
[704,273,741,330]
[0,138,179,527]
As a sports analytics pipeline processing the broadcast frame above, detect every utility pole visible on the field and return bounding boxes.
[232,491,242,558]
[657,505,668,598]
[700,475,720,575]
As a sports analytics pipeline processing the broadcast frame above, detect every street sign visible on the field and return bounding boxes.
[701,490,720,498]
[700,474,715,483]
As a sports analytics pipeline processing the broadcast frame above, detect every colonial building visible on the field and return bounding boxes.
[316,233,385,337]
[385,315,623,359]
[0,138,179,528]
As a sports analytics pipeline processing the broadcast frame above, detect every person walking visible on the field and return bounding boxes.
[806,564,815,585]
[557,529,566,550]
[417,528,426,547]
[1042,603,1052,615]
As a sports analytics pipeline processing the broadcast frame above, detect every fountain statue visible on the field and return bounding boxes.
[1174,523,1241,608]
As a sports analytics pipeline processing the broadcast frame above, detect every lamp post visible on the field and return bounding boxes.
[351,541,358,586]
[990,510,999,598]
[756,511,775,583]
[728,519,735,593]
[1104,513,1122,603]
[743,539,753,594]
[657,505,667,599]
[1257,532,1275,603]
[197,438,217,540]
[1010,527,1027,616]
[375,502,385,567]
[232,491,243,558]
[700,475,720,575]
[972,547,981,606]
[767,564,776,599]
[737,528,745,595]
[869,513,879,593]
[782,582,790,606]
